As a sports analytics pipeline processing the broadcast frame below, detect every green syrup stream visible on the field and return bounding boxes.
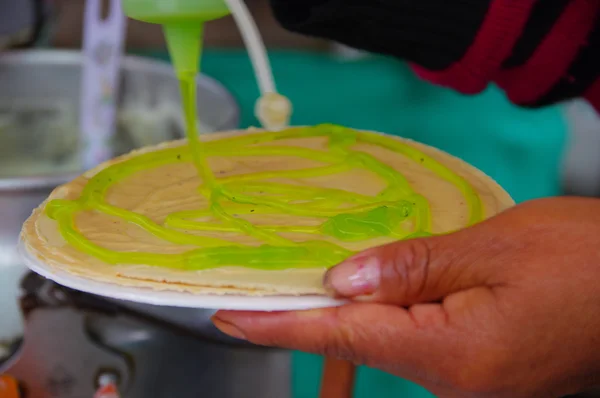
[45,23,484,271]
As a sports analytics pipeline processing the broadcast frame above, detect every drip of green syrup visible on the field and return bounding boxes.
[163,22,216,190]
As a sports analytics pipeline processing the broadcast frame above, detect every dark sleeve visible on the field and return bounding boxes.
[269,0,600,113]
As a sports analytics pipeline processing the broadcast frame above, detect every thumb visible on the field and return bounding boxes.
[324,226,500,306]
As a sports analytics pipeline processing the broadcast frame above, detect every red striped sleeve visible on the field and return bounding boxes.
[495,0,600,105]
[410,0,535,94]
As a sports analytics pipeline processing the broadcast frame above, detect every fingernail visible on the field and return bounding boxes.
[212,317,247,340]
[324,256,381,297]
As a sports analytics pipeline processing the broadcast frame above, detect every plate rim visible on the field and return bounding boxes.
[17,240,347,311]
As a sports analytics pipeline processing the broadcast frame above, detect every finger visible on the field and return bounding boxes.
[212,303,459,379]
[323,221,504,306]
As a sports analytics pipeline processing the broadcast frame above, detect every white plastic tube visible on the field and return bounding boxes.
[224,0,292,130]
[223,0,275,94]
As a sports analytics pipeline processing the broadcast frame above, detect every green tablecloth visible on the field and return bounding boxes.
[138,49,568,397]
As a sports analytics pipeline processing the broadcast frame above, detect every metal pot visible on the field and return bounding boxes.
[0,49,239,342]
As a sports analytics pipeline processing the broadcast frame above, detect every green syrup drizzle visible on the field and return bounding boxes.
[45,23,483,271]
[45,122,484,271]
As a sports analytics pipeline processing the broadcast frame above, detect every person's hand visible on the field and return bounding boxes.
[212,197,600,398]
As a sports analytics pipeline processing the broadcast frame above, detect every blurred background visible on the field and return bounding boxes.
[1,1,600,397]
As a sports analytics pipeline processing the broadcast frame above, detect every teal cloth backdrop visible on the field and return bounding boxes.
[140,49,568,397]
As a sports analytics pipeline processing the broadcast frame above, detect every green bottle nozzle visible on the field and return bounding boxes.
[163,22,202,78]
[121,0,229,78]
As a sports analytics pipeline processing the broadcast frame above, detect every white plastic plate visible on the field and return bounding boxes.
[18,240,347,311]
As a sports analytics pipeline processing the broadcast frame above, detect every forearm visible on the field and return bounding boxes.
[269,0,600,112]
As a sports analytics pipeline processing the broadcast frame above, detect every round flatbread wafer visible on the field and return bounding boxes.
[20,125,514,306]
